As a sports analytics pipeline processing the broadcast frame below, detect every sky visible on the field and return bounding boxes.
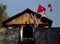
[0,0,60,27]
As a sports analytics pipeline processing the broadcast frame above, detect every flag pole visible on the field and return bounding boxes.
[34,7,37,28]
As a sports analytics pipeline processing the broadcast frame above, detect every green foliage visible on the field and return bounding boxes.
[0,4,8,27]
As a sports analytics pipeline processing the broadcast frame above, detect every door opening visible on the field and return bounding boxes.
[23,25,33,38]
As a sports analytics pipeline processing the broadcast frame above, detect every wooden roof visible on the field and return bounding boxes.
[2,8,53,27]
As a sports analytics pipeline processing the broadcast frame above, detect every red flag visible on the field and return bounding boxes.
[48,3,52,8]
[37,4,46,13]
[48,3,52,12]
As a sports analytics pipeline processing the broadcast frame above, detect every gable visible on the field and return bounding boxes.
[3,8,41,25]
[2,8,53,27]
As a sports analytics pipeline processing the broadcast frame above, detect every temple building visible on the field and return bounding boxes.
[2,8,54,44]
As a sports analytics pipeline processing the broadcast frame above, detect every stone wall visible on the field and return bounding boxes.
[0,27,60,44]
[35,28,60,44]
[0,28,19,44]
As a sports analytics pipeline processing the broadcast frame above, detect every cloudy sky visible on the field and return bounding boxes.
[0,0,60,27]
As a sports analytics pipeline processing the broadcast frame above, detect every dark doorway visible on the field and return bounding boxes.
[23,25,33,38]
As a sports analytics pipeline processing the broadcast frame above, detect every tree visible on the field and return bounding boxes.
[0,4,8,27]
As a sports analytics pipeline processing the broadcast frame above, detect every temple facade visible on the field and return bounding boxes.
[3,8,52,44]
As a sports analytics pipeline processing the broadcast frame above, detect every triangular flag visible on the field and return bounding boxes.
[37,4,46,13]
